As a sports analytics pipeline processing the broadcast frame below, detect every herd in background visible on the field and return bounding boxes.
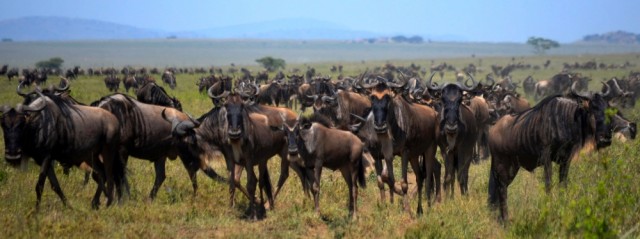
[0,59,638,222]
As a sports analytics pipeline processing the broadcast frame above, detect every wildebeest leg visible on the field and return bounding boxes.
[409,155,423,215]
[178,157,200,197]
[245,163,259,220]
[374,158,386,202]
[258,162,274,209]
[384,156,398,203]
[542,148,552,193]
[443,152,456,199]
[35,157,53,210]
[340,166,356,218]
[312,161,323,214]
[558,160,571,188]
[498,178,509,223]
[90,171,105,209]
[458,149,472,195]
[228,163,237,208]
[83,172,91,186]
[274,152,291,199]
[149,158,167,200]
[46,164,68,207]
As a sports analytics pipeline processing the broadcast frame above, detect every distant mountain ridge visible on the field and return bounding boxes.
[582,31,640,44]
[0,16,385,41]
[0,16,163,41]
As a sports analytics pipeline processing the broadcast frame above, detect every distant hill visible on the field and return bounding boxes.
[0,16,387,41]
[0,16,164,41]
[582,31,640,44]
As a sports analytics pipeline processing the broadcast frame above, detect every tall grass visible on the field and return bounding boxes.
[0,54,639,238]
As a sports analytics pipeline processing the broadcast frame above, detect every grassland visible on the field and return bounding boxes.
[0,53,639,238]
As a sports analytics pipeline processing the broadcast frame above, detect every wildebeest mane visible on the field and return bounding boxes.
[92,94,149,147]
[138,82,180,110]
[30,92,82,148]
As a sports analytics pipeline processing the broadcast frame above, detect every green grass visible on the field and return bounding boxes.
[0,53,639,238]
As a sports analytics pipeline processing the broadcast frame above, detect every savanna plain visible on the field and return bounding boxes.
[0,43,639,238]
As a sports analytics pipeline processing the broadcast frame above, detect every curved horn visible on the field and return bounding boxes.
[571,80,592,99]
[321,95,337,102]
[208,84,230,100]
[306,94,319,101]
[1,105,10,114]
[485,74,495,88]
[56,77,70,91]
[601,81,611,97]
[21,90,47,112]
[16,81,30,97]
[350,113,366,122]
[252,83,260,96]
[460,72,478,91]
[425,72,442,91]
[612,78,624,94]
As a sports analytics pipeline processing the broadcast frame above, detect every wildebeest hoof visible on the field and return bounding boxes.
[242,205,266,221]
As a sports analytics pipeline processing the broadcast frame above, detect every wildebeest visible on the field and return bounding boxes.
[534,72,574,100]
[162,70,177,89]
[522,76,536,96]
[1,90,125,209]
[91,94,223,199]
[282,114,366,217]
[104,74,120,92]
[488,82,614,221]
[136,82,182,111]
[216,92,292,219]
[7,68,19,81]
[362,76,439,214]
[426,72,479,197]
[123,76,138,92]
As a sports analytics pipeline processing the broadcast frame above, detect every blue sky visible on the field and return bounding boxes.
[3,0,639,43]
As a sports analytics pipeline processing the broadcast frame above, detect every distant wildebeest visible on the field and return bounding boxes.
[282,114,367,217]
[1,90,125,209]
[91,94,224,200]
[136,82,182,111]
[426,72,480,198]
[522,76,536,96]
[7,67,19,81]
[123,76,138,92]
[162,70,177,89]
[488,82,614,222]
[104,74,120,92]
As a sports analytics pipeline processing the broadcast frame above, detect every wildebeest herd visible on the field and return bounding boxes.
[0,62,638,223]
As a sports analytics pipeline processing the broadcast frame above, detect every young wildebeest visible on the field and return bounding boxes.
[488,82,614,222]
[0,91,125,209]
[283,114,366,217]
[91,93,224,200]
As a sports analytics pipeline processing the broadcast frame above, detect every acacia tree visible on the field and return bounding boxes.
[527,37,560,55]
[35,57,64,71]
[256,56,286,72]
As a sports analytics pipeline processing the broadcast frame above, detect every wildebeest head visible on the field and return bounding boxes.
[364,77,404,134]
[426,72,478,150]
[571,81,613,149]
[222,93,246,141]
[0,100,46,166]
[281,114,302,160]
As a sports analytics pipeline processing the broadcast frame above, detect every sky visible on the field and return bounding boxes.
[2,0,640,43]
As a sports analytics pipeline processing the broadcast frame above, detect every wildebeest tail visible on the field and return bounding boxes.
[357,152,367,188]
[113,154,128,199]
